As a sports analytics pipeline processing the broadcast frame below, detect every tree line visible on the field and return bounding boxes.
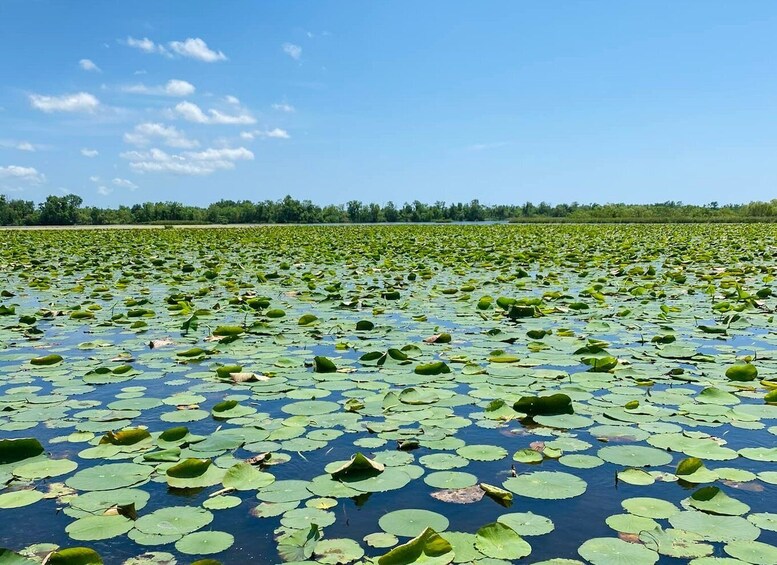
[1,194,776,226]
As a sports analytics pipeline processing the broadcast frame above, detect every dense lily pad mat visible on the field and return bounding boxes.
[0,223,776,564]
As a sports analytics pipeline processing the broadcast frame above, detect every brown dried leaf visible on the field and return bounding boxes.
[722,480,764,492]
[430,486,484,504]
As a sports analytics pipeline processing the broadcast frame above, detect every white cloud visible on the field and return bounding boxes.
[224,95,240,105]
[168,38,227,62]
[30,92,100,113]
[81,148,99,158]
[89,176,100,183]
[97,185,113,196]
[79,59,101,72]
[207,109,256,125]
[0,165,45,184]
[173,101,209,123]
[126,36,165,54]
[164,79,196,96]
[272,102,295,113]
[16,142,36,152]
[173,101,256,125]
[124,122,199,149]
[122,79,195,97]
[112,177,138,190]
[121,145,253,175]
[240,128,290,140]
[282,43,302,60]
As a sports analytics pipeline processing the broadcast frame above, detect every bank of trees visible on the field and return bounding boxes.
[0,194,775,225]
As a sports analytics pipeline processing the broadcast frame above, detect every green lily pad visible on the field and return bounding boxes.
[474,522,531,560]
[577,538,659,565]
[379,509,450,537]
[503,471,587,500]
[175,531,234,555]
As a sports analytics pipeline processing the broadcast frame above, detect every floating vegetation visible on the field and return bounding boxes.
[0,223,776,563]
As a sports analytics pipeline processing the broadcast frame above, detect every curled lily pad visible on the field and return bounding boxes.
[0,438,44,464]
[329,453,385,479]
[167,458,211,479]
[30,354,63,366]
[513,394,572,417]
[479,483,513,506]
[687,487,750,516]
[47,547,103,565]
[377,527,453,565]
[725,363,757,382]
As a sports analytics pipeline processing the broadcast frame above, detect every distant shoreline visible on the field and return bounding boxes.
[2,217,776,230]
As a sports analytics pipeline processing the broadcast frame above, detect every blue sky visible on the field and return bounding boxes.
[1,1,776,206]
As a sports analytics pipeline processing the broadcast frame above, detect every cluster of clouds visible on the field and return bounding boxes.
[124,122,198,149]
[121,146,254,176]
[122,79,195,97]
[29,92,101,113]
[5,34,303,196]
[172,101,256,125]
[126,36,227,63]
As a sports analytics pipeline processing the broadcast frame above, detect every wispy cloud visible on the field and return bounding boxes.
[97,185,113,196]
[240,128,290,140]
[124,122,198,149]
[112,177,138,190]
[0,140,38,152]
[467,142,508,151]
[173,101,256,125]
[79,59,101,72]
[121,79,195,97]
[81,148,99,158]
[0,165,45,184]
[30,92,100,113]
[282,43,302,61]
[272,102,295,113]
[126,36,164,54]
[121,146,253,175]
